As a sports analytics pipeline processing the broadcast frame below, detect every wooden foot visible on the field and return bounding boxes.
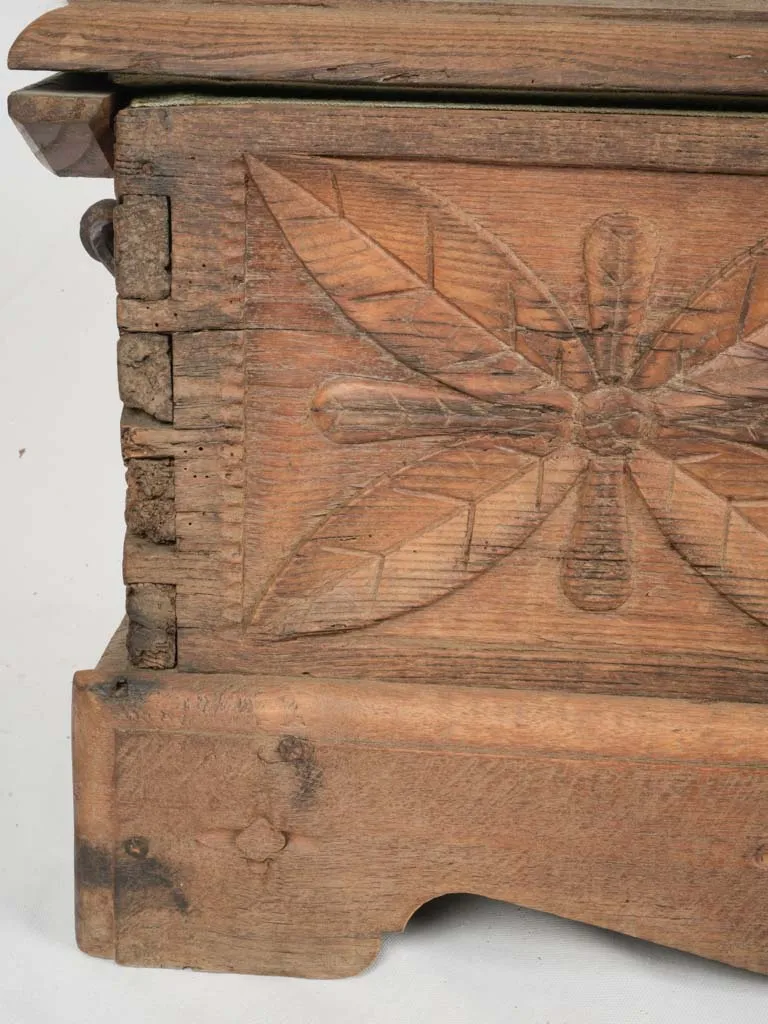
[73,630,768,978]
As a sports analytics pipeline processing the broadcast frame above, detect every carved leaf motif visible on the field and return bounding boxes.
[562,457,632,611]
[273,157,596,393]
[252,439,587,638]
[632,239,768,390]
[584,213,659,385]
[246,156,591,402]
[312,377,572,452]
[650,435,768,508]
[629,447,768,626]
[652,324,768,447]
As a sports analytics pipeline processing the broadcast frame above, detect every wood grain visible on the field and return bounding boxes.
[10,2,768,95]
[118,101,768,188]
[113,101,768,339]
[73,643,768,976]
[562,457,632,611]
[120,329,248,635]
[584,212,659,384]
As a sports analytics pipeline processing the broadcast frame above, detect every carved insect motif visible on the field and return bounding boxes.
[247,156,768,639]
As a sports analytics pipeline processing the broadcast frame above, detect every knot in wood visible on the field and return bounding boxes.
[124,836,149,859]
[575,386,655,456]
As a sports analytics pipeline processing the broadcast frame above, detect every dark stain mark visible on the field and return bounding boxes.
[169,888,189,913]
[277,734,323,804]
[116,836,189,915]
[91,675,163,705]
[75,839,112,889]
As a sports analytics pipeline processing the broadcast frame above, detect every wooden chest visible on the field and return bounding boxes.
[10,0,768,978]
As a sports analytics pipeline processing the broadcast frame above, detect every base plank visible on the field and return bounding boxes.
[73,626,768,977]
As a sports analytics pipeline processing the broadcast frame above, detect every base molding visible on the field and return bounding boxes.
[73,633,768,978]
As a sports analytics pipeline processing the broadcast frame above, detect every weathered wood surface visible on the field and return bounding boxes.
[118,102,768,184]
[114,196,170,300]
[125,584,177,668]
[10,2,768,95]
[112,189,178,666]
[126,459,176,544]
[7,73,116,178]
[73,642,768,977]
[117,334,173,423]
[112,97,768,703]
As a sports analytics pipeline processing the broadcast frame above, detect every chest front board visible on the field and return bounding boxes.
[115,99,768,702]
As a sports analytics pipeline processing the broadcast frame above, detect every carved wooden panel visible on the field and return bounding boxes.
[245,159,768,636]
[115,100,768,700]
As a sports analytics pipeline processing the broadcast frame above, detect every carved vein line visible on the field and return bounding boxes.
[425,211,435,289]
[737,257,759,345]
[292,457,585,635]
[342,159,588,366]
[460,504,477,568]
[722,501,733,571]
[330,171,345,218]
[629,456,768,629]
[246,156,585,394]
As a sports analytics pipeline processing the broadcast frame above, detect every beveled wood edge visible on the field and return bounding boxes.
[9,2,768,97]
[8,73,117,178]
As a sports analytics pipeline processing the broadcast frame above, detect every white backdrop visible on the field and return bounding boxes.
[3,4,768,1021]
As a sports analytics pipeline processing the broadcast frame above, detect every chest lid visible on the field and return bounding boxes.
[9,0,768,100]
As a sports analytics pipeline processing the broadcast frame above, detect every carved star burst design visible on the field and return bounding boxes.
[247,155,768,639]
